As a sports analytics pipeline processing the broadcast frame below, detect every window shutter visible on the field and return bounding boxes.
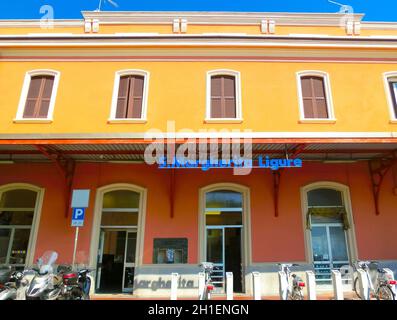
[210,75,237,118]
[389,81,397,118]
[23,76,55,119]
[127,75,144,119]
[223,76,236,118]
[116,75,144,119]
[116,76,129,118]
[211,76,223,118]
[23,77,42,118]
[301,76,329,119]
[38,76,54,118]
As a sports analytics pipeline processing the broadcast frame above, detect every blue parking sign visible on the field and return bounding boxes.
[72,208,86,227]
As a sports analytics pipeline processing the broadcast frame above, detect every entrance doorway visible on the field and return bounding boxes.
[97,229,137,293]
[205,190,244,293]
[306,187,351,284]
[95,189,140,294]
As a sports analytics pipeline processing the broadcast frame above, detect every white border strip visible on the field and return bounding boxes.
[2,131,397,139]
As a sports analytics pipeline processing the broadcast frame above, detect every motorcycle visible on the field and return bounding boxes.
[0,270,30,300]
[26,251,63,300]
[61,268,92,300]
[0,266,14,300]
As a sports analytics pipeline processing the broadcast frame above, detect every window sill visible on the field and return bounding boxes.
[107,119,147,124]
[299,119,337,124]
[389,120,397,124]
[204,118,243,124]
[13,118,53,124]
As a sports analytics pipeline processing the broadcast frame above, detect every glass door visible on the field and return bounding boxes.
[224,227,243,293]
[206,226,243,293]
[123,231,137,293]
[311,224,349,284]
[206,227,224,293]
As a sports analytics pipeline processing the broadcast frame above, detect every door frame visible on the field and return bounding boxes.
[206,225,243,293]
[198,183,252,293]
[89,183,147,290]
[300,182,358,266]
[122,230,137,293]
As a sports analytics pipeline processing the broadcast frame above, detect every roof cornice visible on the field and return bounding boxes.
[0,20,83,28]
[81,11,365,26]
[1,34,397,49]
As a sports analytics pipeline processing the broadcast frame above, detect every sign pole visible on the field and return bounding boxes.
[72,226,79,269]
[70,190,90,271]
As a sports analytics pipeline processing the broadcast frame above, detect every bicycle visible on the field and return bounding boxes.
[353,261,396,300]
[199,262,215,300]
[278,264,305,300]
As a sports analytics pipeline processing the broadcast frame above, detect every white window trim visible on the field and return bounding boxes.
[205,69,243,122]
[108,69,150,123]
[383,72,397,123]
[300,182,358,266]
[296,71,336,122]
[0,183,45,267]
[14,69,60,123]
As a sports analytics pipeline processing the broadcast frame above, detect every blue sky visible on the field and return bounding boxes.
[0,0,396,21]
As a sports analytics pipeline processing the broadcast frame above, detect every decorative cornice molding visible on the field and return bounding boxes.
[1,34,397,49]
[361,22,397,30]
[81,11,365,26]
[0,20,83,28]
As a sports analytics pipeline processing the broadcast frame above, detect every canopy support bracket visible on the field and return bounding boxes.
[34,145,75,218]
[368,154,397,216]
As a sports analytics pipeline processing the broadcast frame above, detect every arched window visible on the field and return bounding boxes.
[15,70,60,122]
[0,188,39,267]
[206,70,242,121]
[297,71,334,121]
[306,187,350,284]
[101,190,140,226]
[109,70,149,122]
[205,190,243,226]
[383,72,397,120]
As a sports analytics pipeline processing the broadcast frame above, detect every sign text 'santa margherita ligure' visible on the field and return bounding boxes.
[158,156,303,171]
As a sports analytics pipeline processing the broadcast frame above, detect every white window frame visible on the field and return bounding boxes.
[296,71,336,123]
[14,69,60,123]
[300,182,358,268]
[0,183,44,267]
[383,72,397,122]
[108,69,150,124]
[205,69,243,123]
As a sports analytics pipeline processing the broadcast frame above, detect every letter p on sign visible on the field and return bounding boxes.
[72,208,86,227]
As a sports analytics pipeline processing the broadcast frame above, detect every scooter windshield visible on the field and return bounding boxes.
[38,251,58,275]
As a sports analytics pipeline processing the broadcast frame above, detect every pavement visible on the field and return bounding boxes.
[91,291,359,300]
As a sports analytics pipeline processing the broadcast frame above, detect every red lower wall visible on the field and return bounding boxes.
[0,161,396,265]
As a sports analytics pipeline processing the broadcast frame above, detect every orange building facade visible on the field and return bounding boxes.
[1,11,397,297]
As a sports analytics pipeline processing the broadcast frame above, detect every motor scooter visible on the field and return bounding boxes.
[61,268,92,300]
[0,270,30,300]
[26,251,63,300]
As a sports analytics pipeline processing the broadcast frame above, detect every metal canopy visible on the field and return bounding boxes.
[0,141,397,162]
